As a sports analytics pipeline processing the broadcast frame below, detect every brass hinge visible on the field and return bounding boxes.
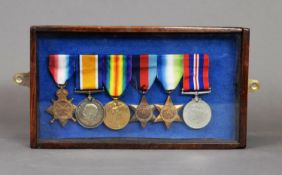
[248,79,260,93]
[13,72,30,87]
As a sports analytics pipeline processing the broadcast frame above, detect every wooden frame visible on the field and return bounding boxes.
[30,26,249,149]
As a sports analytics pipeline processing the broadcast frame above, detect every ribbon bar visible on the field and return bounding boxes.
[75,55,103,91]
[132,54,157,92]
[49,54,74,85]
[103,54,132,98]
[157,54,184,91]
[183,53,210,92]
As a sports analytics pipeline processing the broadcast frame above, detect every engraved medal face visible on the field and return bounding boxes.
[75,97,104,128]
[183,98,212,129]
[130,95,155,128]
[53,100,74,120]
[160,104,177,122]
[154,95,183,129]
[47,88,76,126]
[136,104,152,121]
[104,100,130,130]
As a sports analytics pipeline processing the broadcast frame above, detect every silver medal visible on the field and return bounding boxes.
[75,96,104,128]
[183,97,211,129]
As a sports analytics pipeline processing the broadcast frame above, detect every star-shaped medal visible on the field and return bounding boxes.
[154,95,183,128]
[47,88,76,126]
[130,95,155,128]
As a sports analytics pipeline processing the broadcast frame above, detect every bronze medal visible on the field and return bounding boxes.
[48,55,76,126]
[47,87,76,126]
[155,54,184,128]
[154,95,183,128]
[102,55,132,130]
[130,54,158,128]
[130,95,155,128]
[104,99,130,130]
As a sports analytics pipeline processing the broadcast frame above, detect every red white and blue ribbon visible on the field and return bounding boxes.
[49,54,74,85]
[183,53,210,92]
[132,54,157,92]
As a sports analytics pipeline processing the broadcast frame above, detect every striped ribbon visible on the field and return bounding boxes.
[157,54,184,91]
[132,54,157,92]
[103,54,132,98]
[183,53,210,91]
[75,55,103,91]
[49,54,74,85]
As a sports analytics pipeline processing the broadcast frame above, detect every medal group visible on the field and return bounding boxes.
[47,53,212,130]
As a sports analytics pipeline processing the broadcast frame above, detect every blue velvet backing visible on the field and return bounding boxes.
[37,32,241,141]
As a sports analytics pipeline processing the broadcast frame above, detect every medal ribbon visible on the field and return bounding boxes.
[103,54,132,98]
[75,55,103,90]
[132,54,157,92]
[157,54,184,91]
[183,53,210,91]
[49,54,74,85]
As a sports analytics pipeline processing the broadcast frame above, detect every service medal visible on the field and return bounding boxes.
[155,54,184,128]
[47,54,76,126]
[182,53,212,129]
[130,54,157,128]
[104,99,130,130]
[183,97,211,129]
[75,96,104,128]
[103,55,132,130]
[74,55,105,128]
[47,87,76,126]
[130,95,155,128]
[154,95,182,128]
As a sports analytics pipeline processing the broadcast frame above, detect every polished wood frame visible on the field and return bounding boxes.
[30,26,249,149]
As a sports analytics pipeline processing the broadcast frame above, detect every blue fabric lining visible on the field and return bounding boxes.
[37,32,241,141]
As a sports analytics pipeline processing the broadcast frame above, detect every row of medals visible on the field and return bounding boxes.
[47,86,212,130]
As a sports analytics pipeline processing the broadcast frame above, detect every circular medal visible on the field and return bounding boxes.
[183,98,212,129]
[75,97,104,128]
[104,100,130,130]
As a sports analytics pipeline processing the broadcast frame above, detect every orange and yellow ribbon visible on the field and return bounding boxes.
[76,55,102,90]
